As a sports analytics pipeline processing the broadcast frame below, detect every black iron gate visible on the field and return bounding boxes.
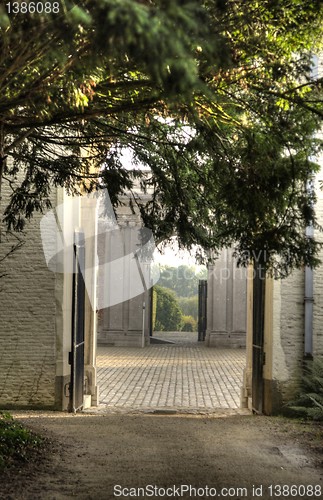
[252,261,266,414]
[69,229,86,413]
[198,280,207,341]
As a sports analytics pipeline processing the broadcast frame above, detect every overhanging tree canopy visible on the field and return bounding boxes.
[0,0,323,273]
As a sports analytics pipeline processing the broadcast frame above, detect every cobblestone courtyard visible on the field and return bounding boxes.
[97,335,246,412]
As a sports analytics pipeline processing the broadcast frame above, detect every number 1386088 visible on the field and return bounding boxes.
[6,2,60,14]
[268,484,322,497]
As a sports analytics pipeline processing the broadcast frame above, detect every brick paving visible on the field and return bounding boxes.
[96,339,246,413]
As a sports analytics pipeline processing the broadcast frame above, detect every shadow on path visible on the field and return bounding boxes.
[4,412,323,500]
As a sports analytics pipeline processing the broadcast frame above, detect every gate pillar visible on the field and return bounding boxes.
[81,197,99,408]
[206,248,247,348]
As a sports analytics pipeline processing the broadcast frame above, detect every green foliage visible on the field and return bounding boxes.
[0,0,212,229]
[1,1,323,273]
[288,358,323,421]
[138,104,323,274]
[154,265,202,322]
[181,315,197,332]
[178,296,198,321]
[154,285,182,331]
[157,265,207,298]
[152,288,157,331]
[0,412,42,470]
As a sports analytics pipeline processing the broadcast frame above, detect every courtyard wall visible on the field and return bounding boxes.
[0,180,58,408]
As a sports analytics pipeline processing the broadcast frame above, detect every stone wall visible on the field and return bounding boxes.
[0,180,98,410]
[264,160,323,413]
[312,169,323,357]
[265,271,305,411]
[0,181,58,408]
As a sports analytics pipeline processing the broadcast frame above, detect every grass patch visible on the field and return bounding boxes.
[0,411,43,470]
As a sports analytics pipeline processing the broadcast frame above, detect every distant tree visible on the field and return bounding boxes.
[152,288,158,332]
[154,285,182,332]
[181,315,197,333]
[196,267,207,281]
[178,296,199,321]
[157,265,207,297]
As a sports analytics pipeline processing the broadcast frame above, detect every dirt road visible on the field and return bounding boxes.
[2,411,323,500]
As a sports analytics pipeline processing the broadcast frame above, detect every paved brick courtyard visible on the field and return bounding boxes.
[96,340,246,413]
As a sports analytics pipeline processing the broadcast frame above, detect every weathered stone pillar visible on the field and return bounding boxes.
[54,189,78,410]
[241,264,254,409]
[97,200,151,347]
[81,196,99,407]
[55,191,99,409]
[206,248,247,348]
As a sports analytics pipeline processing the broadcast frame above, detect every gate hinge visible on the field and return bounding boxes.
[68,351,72,365]
[64,383,70,397]
[262,351,266,366]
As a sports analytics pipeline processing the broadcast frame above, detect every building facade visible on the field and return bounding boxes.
[1,162,323,413]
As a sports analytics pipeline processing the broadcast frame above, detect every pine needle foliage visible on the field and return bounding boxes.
[289,358,323,421]
[1,1,323,273]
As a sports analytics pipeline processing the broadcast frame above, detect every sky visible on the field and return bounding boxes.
[153,238,204,268]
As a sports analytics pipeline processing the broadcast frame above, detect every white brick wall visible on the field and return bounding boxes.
[312,164,323,356]
[270,156,323,404]
[0,169,99,410]
[0,183,58,407]
[271,269,305,402]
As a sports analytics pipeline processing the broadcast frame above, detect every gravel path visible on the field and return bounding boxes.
[3,411,322,500]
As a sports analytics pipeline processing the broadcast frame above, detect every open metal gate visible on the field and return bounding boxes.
[252,261,266,414]
[198,280,207,341]
[69,229,86,413]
